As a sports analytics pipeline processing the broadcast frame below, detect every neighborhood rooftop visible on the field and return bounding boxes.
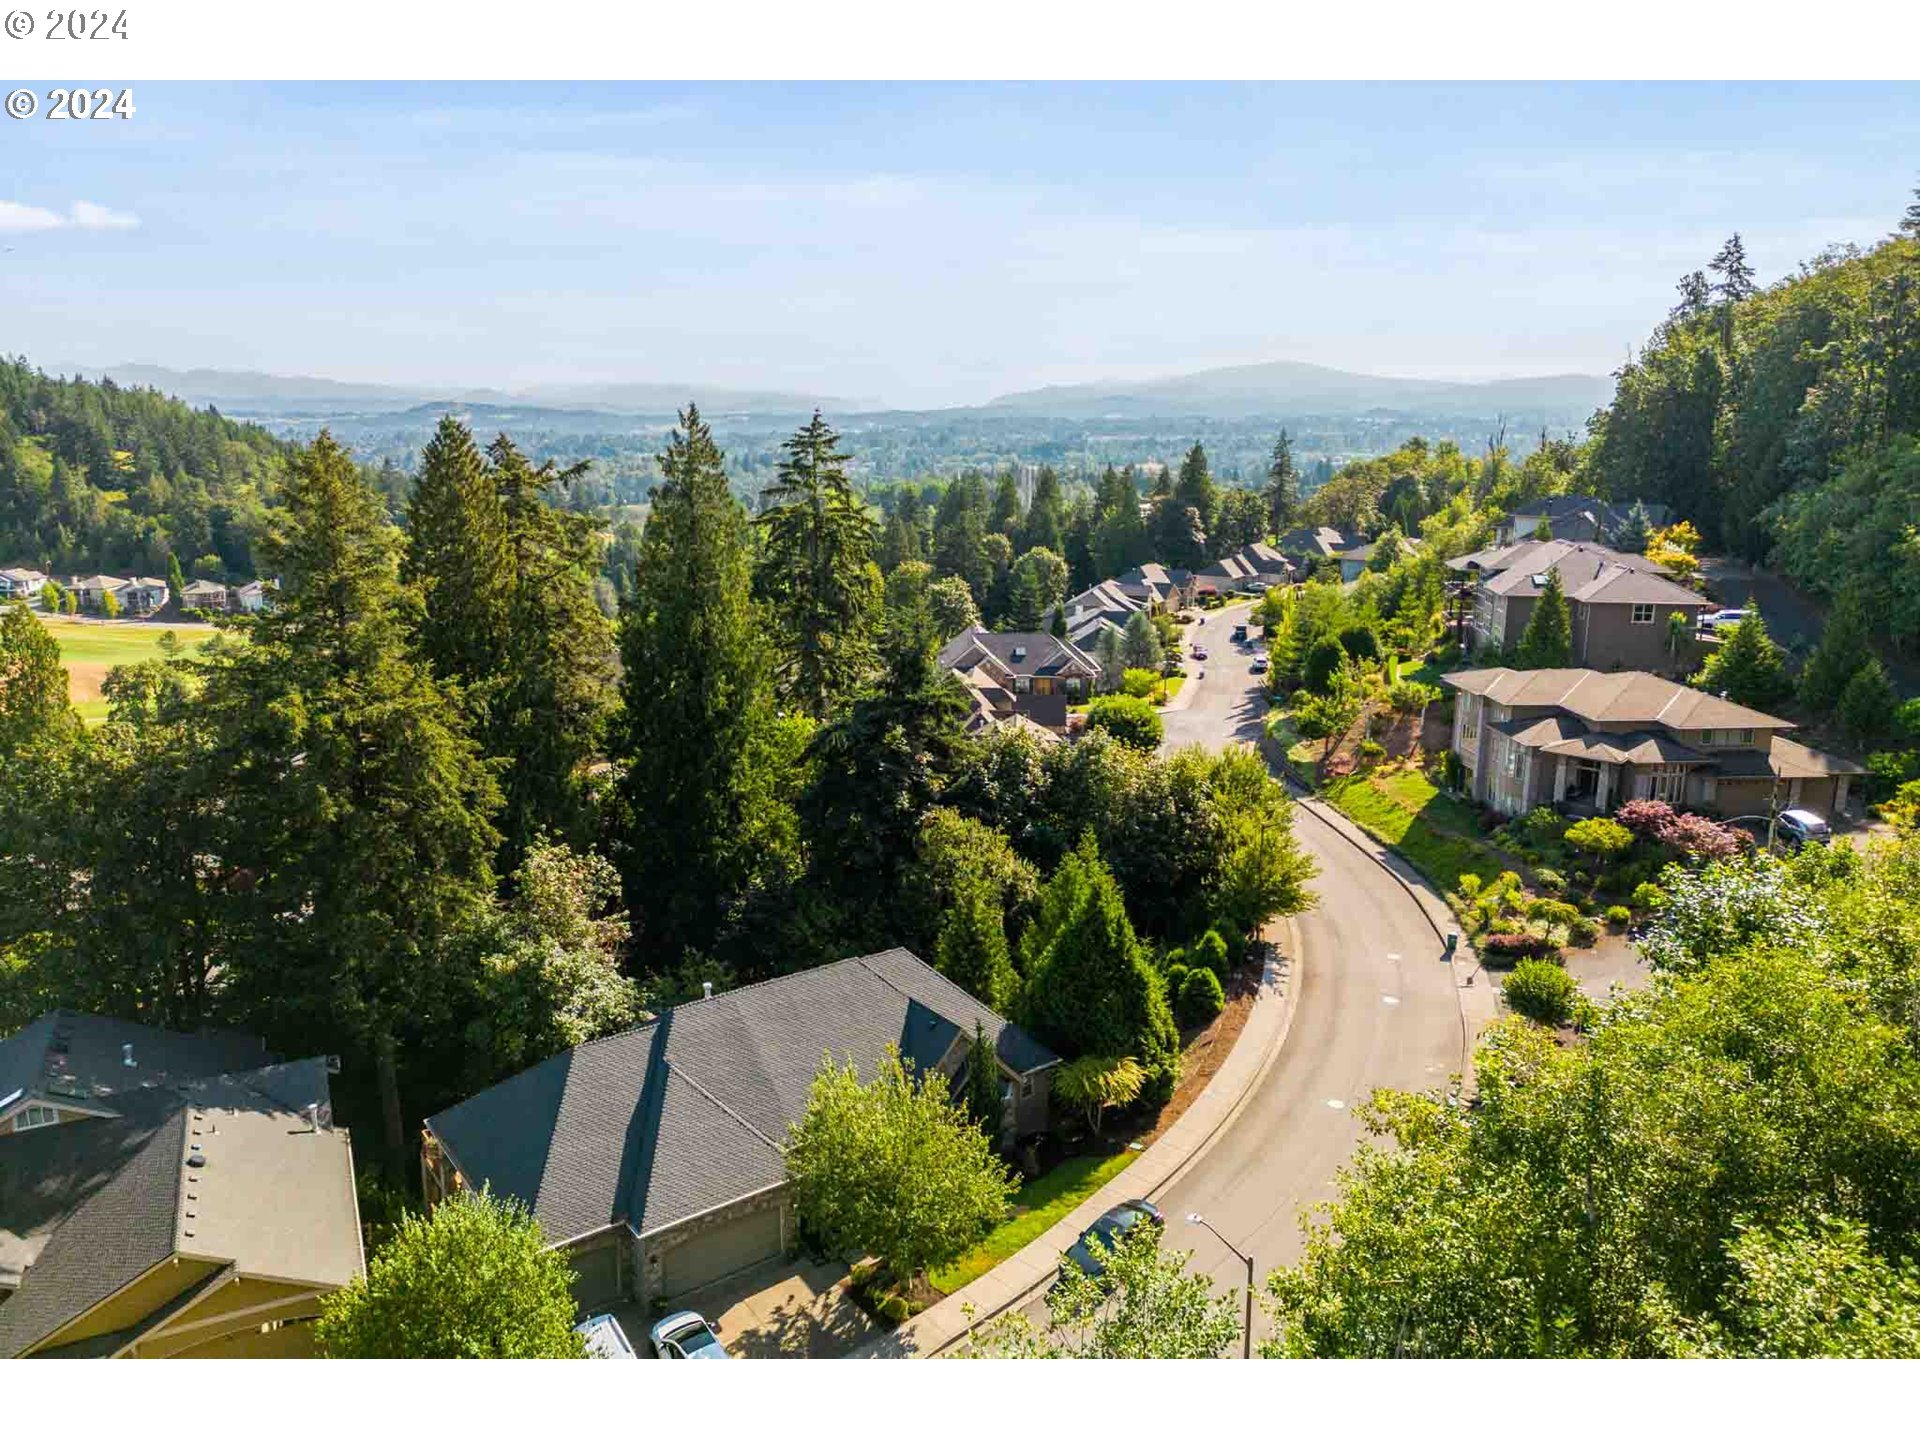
[1442,666,1787,731]
[425,948,1058,1247]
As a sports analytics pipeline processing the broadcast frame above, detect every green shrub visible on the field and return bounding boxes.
[1631,882,1669,912]
[1504,957,1579,1025]
[1533,867,1566,894]
[877,1294,911,1325]
[1177,967,1226,1027]
[1190,929,1230,981]
[1358,739,1386,764]
[1566,917,1599,947]
[1528,898,1581,931]
[1456,872,1483,898]
[1564,816,1635,860]
[1086,694,1164,750]
[1604,905,1631,927]
[1164,962,1190,999]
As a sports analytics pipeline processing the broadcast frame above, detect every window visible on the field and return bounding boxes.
[1631,604,1656,624]
[1731,728,1753,745]
[14,1104,58,1132]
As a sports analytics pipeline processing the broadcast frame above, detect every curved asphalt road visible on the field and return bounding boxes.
[1028,604,1465,1348]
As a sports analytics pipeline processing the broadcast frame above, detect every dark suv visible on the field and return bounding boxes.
[1059,1199,1164,1281]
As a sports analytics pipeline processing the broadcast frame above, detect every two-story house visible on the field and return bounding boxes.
[1194,542,1295,599]
[1443,666,1865,821]
[1493,495,1672,547]
[1450,539,1711,675]
[939,626,1102,732]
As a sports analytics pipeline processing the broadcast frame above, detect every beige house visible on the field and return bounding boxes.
[0,1012,364,1358]
[422,949,1059,1314]
[1451,539,1712,675]
[1444,667,1865,821]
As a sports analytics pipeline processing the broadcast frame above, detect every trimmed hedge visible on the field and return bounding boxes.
[1504,957,1579,1026]
[1479,932,1561,961]
[1176,967,1226,1027]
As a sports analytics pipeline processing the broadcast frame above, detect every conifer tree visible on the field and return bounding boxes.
[166,553,187,609]
[200,431,501,1169]
[1173,442,1217,556]
[0,602,78,756]
[1266,430,1299,536]
[615,406,777,961]
[755,411,882,719]
[1692,613,1791,709]
[937,878,1017,1012]
[1022,466,1066,556]
[1513,568,1572,668]
[1614,501,1653,555]
[1800,589,1873,716]
[963,1021,1005,1143]
[1903,179,1920,240]
[488,436,616,860]
[990,471,1024,538]
[404,415,513,691]
[1709,233,1757,353]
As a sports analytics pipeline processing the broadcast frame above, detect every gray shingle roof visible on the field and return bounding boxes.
[0,1010,268,1113]
[1443,667,1787,732]
[426,948,1058,1243]
[938,627,1099,680]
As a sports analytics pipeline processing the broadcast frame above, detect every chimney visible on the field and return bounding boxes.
[122,1043,135,1068]
[306,1102,320,1132]
[702,981,714,1000]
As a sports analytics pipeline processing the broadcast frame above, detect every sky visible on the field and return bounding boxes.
[4,82,1918,410]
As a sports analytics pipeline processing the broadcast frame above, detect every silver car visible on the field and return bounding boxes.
[649,1310,729,1359]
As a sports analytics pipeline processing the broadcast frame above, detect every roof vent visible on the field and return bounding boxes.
[122,1043,135,1068]
[702,981,714,1000]
[1011,646,1027,662]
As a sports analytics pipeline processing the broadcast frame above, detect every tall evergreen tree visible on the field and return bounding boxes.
[1614,500,1653,555]
[614,406,777,961]
[755,412,882,719]
[962,1021,1005,1143]
[166,553,187,609]
[1709,233,1757,353]
[1022,466,1066,556]
[937,878,1017,1012]
[989,471,1024,538]
[488,436,617,861]
[1173,442,1217,555]
[201,431,501,1169]
[0,602,78,757]
[1692,614,1791,708]
[1903,179,1920,240]
[1093,466,1150,578]
[1266,430,1299,536]
[1513,569,1573,668]
[405,416,514,690]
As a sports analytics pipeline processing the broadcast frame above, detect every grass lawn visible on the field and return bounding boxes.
[40,617,217,724]
[1154,675,1187,705]
[929,1149,1140,1295]
[1323,766,1509,895]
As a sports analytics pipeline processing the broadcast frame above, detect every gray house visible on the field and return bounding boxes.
[421,948,1059,1313]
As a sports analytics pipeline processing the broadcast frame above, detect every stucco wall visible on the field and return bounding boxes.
[1572,600,1710,675]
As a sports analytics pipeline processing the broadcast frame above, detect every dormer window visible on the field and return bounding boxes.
[1530,574,1551,588]
[14,1104,58,1132]
[1010,646,1026,663]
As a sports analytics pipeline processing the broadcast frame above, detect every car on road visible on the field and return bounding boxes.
[1231,624,1248,643]
[576,1312,639,1359]
[1727,808,1833,851]
[1250,656,1269,674]
[649,1310,730,1359]
[1060,1199,1164,1282]
[1191,646,1209,661]
[1699,607,1753,634]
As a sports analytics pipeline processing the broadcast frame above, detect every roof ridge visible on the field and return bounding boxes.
[660,1058,784,1155]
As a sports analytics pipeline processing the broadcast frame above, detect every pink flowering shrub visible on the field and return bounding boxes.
[1614,799,1676,838]
[1612,798,1745,860]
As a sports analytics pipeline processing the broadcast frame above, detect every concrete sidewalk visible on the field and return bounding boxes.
[851,924,1302,1359]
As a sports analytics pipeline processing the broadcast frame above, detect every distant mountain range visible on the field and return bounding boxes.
[72,359,1612,424]
[982,360,1615,420]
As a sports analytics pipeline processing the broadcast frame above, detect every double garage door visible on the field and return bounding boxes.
[660,1205,785,1298]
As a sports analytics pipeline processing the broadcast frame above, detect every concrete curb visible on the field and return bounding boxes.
[850,920,1302,1359]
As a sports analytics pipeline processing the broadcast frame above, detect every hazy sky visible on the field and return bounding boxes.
[5,82,1916,409]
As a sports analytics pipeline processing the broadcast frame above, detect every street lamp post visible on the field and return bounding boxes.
[1187,1212,1254,1359]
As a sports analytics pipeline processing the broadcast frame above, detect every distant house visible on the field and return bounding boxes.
[1275,526,1358,571]
[233,580,275,613]
[1443,667,1865,821]
[121,577,171,614]
[1494,494,1671,548]
[1059,578,1146,649]
[1195,542,1295,598]
[0,567,48,601]
[1449,539,1711,675]
[421,948,1058,1312]
[180,579,232,611]
[70,575,130,610]
[1337,534,1421,584]
[0,1011,363,1358]
[939,626,1101,733]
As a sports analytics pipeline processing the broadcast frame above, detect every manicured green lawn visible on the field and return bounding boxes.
[929,1149,1140,1295]
[1324,766,1508,895]
[39,617,217,725]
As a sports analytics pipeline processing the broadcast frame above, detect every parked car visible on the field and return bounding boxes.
[1727,809,1832,851]
[649,1310,730,1359]
[1250,656,1269,674]
[1699,607,1752,634]
[576,1313,639,1359]
[1191,646,1209,661]
[1060,1199,1164,1282]
[1231,624,1248,643]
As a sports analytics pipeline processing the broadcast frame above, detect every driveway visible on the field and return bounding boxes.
[612,1256,880,1359]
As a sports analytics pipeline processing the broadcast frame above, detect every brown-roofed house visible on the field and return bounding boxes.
[421,948,1058,1314]
[938,625,1101,732]
[1449,539,1712,675]
[0,1013,363,1358]
[1443,666,1866,821]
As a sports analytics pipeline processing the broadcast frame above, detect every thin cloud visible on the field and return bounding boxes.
[0,199,140,233]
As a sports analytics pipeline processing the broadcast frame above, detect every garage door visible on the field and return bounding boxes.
[568,1241,622,1309]
[660,1207,784,1297]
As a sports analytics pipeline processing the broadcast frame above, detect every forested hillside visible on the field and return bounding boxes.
[0,357,300,580]
[1589,220,1920,647]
